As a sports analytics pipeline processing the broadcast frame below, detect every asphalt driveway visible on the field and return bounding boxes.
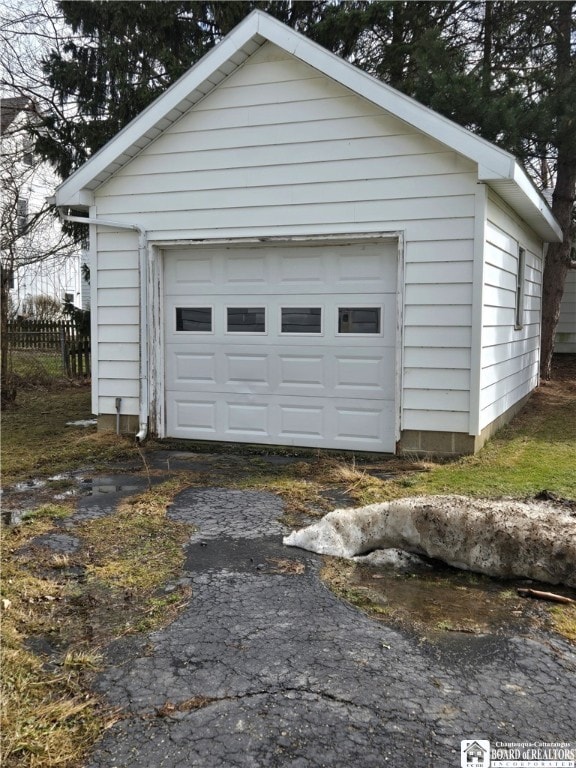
[75,481,575,768]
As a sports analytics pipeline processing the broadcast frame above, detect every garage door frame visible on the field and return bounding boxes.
[149,232,405,451]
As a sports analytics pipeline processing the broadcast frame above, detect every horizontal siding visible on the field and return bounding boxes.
[403,409,469,432]
[106,139,469,187]
[97,176,477,216]
[99,395,139,416]
[404,368,470,390]
[95,226,141,417]
[145,216,475,245]
[479,192,543,428]
[99,360,139,380]
[96,43,476,240]
[555,268,576,353]
[94,41,479,437]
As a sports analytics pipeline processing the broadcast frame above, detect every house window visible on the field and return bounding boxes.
[281,307,322,334]
[22,138,34,166]
[515,247,526,330]
[227,307,265,333]
[176,307,212,332]
[338,307,381,334]
[17,198,28,235]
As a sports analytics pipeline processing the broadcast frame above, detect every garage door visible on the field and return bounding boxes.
[164,241,398,451]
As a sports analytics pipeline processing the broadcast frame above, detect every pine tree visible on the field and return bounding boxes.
[38,0,329,178]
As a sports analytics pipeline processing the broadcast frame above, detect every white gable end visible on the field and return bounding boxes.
[95,42,478,242]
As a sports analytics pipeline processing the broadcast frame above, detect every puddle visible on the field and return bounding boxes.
[184,535,312,575]
[1,509,28,525]
[346,561,576,638]
[1,475,149,526]
[10,479,48,493]
[65,419,97,428]
[79,481,142,496]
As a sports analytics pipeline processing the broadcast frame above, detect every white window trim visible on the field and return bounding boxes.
[515,246,526,330]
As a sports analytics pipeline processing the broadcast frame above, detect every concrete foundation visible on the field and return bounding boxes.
[398,393,531,457]
[98,414,140,434]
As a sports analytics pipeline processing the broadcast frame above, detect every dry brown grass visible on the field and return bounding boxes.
[0,479,194,768]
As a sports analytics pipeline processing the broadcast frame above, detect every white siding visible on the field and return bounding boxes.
[555,268,576,353]
[93,42,479,432]
[479,192,543,429]
[95,229,141,416]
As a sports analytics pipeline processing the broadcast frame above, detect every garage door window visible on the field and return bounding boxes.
[281,307,322,334]
[176,307,212,332]
[338,307,381,334]
[227,307,266,333]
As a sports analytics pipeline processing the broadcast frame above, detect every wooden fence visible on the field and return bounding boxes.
[7,319,91,378]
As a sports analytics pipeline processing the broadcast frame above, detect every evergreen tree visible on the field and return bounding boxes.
[38,1,329,178]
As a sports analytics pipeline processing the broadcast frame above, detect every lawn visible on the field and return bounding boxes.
[1,384,140,485]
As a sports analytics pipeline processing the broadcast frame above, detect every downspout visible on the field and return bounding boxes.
[58,211,149,441]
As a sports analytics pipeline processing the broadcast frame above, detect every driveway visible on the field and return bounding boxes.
[77,480,575,768]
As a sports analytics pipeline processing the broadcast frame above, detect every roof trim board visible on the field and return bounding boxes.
[55,10,562,242]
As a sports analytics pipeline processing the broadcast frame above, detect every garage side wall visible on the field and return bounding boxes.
[93,42,479,447]
[479,191,544,431]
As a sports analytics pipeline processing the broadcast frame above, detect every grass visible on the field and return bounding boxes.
[2,386,139,485]
[315,377,576,507]
[549,604,576,643]
[1,480,193,767]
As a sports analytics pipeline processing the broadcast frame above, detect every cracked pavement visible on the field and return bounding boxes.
[79,484,575,768]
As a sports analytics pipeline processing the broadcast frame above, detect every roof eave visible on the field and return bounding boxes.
[483,162,562,242]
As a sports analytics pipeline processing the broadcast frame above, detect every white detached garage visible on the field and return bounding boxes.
[54,10,561,456]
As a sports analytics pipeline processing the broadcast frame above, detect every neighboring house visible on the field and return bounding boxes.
[555,264,576,353]
[1,96,88,314]
[54,11,561,455]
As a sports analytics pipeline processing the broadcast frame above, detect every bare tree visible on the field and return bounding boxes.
[1,1,79,405]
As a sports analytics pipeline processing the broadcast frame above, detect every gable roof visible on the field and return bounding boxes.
[54,10,562,242]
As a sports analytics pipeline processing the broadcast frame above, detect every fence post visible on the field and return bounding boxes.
[60,327,70,377]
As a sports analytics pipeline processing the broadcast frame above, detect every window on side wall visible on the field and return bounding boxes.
[515,247,526,330]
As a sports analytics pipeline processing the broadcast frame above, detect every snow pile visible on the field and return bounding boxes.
[352,548,431,571]
[283,495,576,587]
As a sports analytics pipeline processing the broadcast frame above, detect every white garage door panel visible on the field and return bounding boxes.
[169,393,396,448]
[165,243,397,295]
[167,342,395,400]
[164,242,398,452]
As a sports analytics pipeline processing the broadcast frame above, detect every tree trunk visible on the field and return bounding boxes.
[0,273,16,408]
[481,0,493,97]
[540,161,576,380]
[539,1,576,381]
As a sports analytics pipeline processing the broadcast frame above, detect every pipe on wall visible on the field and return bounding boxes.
[58,211,149,441]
